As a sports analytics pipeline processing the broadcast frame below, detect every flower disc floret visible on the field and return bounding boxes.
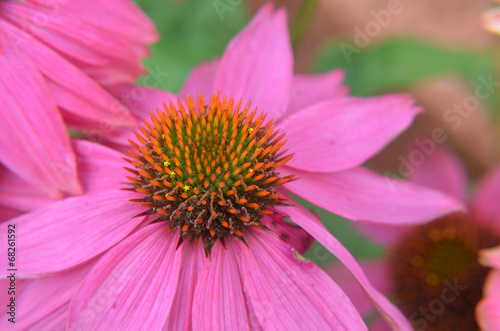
[125,94,294,252]
[389,212,500,330]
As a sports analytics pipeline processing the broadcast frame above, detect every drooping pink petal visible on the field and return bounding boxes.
[281,166,463,225]
[68,224,182,330]
[283,94,420,172]
[164,241,205,330]
[73,140,129,193]
[471,165,500,230]
[477,271,500,331]
[1,21,136,130]
[240,229,367,330]
[0,166,55,212]
[325,260,393,317]
[286,70,348,116]
[180,59,220,98]
[0,190,145,277]
[193,241,253,330]
[214,5,292,120]
[410,146,468,202]
[0,263,92,330]
[104,85,178,146]
[0,29,81,198]
[262,212,315,255]
[279,204,413,330]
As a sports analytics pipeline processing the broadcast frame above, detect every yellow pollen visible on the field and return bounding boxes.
[183,185,191,192]
[163,161,170,167]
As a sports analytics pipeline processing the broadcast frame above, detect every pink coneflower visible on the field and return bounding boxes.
[0,0,157,198]
[329,147,500,330]
[1,5,461,330]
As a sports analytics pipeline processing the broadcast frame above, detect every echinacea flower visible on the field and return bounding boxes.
[0,0,157,198]
[1,5,461,330]
[329,147,500,330]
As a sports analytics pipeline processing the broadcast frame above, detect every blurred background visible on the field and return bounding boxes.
[134,0,500,265]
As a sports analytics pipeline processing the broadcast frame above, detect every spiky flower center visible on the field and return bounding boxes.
[126,94,294,253]
[389,212,500,331]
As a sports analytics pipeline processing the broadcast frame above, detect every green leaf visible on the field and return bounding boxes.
[135,0,248,92]
[316,38,494,97]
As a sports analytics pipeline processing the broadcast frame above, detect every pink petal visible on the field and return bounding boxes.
[0,263,92,330]
[104,85,178,146]
[480,246,500,269]
[472,165,500,230]
[484,270,500,296]
[325,260,393,317]
[164,241,205,330]
[193,241,253,330]
[73,140,129,193]
[281,166,463,225]
[0,280,10,310]
[0,29,81,198]
[410,146,468,202]
[2,21,136,130]
[286,69,348,116]
[0,190,145,277]
[477,296,500,331]
[0,166,54,212]
[283,94,420,172]
[180,59,220,98]
[279,204,413,330]
[3,0,157,85]
[68,224,182,330]
[22,305,68,331]
[240,229,367,330]
[477,272,500,331]
[262,211,315,255]
[214,5,292,120]
[0,206,23,223]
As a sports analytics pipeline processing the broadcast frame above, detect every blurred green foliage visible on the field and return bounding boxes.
[135,0,248,93]
[317,38,495,99]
